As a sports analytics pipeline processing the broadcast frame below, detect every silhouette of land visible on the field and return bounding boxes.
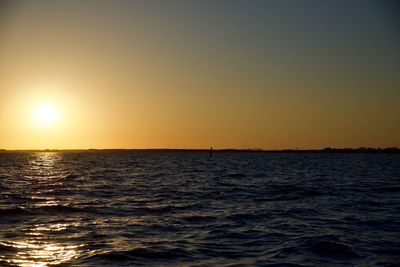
[0,147,399,153]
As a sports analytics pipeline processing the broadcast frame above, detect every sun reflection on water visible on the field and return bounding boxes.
[24,152,64,208]
[1,224,83,267]
[0,153,85,266]
[25,152,61,173]
[3,241,82,267]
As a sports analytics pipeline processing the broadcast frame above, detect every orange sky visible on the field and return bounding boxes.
[1,1,399,150]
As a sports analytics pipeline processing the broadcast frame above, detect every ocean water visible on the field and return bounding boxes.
[0,152,399,267]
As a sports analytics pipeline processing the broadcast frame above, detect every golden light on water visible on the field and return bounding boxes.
[0,153,84,266]
[10,223,83,267]
[1,239,83,267]
[28,152,60,169]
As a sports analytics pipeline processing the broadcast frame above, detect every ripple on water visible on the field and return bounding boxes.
[0,152,399,266]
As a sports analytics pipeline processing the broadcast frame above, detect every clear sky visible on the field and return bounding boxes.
[0,0,399,150]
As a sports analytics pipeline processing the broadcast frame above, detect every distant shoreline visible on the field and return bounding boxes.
[1,147,399,153]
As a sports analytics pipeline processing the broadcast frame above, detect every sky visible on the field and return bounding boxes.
[0,0,399,150]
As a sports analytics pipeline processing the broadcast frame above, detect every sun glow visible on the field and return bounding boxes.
[33,103,59,127]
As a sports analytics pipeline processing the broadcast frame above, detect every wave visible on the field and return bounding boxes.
[296,235,360,259]
[86,246,194,263]
[0,205,92,216]
[375,186,400,193]
[0,243,18,253]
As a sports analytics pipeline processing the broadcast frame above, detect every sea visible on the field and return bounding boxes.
[0,152,399,266]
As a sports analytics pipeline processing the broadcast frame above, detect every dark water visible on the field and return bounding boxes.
[0,152,399,266]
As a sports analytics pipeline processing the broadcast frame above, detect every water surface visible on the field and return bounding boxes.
[0,152,399,266]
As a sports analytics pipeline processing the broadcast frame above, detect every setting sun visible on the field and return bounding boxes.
[33,103,59,127]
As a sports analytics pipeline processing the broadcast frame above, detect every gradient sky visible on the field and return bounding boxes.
[0,0,399,149]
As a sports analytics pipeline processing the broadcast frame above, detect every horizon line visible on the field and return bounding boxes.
[1,147,399,153]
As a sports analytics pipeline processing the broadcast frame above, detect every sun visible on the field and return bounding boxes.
[33,103,60,127]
